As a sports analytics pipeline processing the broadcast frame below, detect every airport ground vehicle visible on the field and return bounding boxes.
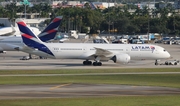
[20,56,30,60]
[164,60,179,65]
[0,51,6,53]
[156,59,179,65]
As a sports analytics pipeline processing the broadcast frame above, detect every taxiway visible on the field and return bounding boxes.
[0,84,180,100]
[0,44,179,99]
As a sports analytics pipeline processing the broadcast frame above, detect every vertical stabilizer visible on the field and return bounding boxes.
[38,16,63,42]
[16,19,54,56]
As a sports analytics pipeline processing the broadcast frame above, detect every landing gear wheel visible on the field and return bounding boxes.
[93,62,97,66]
[155,59,159,66]
[165,61,168,65]
[93,62,102,66]
[174,62,177,65]
[155,62,158,65]
[83,60,92,65]
[83,61,86,65]
[97,62,102,66]
[88,61,92,65]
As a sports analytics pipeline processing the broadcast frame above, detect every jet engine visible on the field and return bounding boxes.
[111,54,131,63]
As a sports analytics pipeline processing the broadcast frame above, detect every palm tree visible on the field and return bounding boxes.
[0,6,7,18]
[35,3,52,18]
[17,5,25,18]
[84,2,91,9]
[133,7,142,16]
[4,3,18,22]
[29,4,41,18]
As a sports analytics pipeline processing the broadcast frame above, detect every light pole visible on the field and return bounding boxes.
[107,0,111,42]
[148,1,150,41]
[20,0,30,19]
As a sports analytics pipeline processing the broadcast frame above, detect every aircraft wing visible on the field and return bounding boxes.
[0,25,16,36]
[94,47,112,56]
[0,31,16,36]
[5,43,34,51]
[87,47,114,61]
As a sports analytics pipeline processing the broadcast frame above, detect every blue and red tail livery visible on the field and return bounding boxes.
[38,16,63,42]
[17,21,38,39]
[16,19,54,56]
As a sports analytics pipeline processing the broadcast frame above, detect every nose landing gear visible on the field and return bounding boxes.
[155,59,160,65]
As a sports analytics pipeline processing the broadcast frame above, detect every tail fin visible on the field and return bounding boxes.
[16,19,43,48]
[16,19,54,56]
[38,16,63,42]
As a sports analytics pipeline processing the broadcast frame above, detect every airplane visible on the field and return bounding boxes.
[0,25,40,36]
[0,16,63,53]
[16,19,171,66]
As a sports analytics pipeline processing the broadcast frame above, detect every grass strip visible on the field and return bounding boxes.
[0,74,180,88]
[0,68,180,74]
[0,96,180,106]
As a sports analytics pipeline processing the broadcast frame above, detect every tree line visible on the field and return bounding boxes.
[0,2,180,36]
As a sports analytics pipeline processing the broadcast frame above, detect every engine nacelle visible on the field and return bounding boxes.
[111,54,131,63]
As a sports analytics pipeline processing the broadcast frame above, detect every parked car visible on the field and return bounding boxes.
[20,56,30,60]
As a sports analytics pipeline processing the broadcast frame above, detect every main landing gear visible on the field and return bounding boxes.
[83,60,102,66]
[93,61,102,66]
[83,60,92,65]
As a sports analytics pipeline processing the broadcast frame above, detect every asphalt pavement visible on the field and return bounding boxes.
[0,43,180,99]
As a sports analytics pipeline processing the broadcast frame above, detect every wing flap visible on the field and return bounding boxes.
[86,47,114,61]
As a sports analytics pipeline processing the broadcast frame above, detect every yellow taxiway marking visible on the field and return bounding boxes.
[50,83,72,90]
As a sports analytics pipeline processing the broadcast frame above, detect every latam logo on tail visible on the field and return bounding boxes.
[132,46,155,52]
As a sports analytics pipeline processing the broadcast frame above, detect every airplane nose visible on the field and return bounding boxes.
[167,52,171,58]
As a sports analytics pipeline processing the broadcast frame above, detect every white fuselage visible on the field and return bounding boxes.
[0,36,24,51]
[31,43,171,61]
[0,27,40,36]
[0,36,171,61]
[0,26,40,51]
